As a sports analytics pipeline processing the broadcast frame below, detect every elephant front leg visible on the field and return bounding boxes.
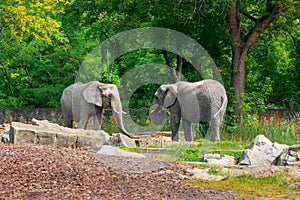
[93,107,103,130]
[170,101,181,141]
[182,119,192,141]
[78,120,88,129]
[170,114,180,141]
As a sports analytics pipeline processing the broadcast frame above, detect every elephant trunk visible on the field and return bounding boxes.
[112,108,131,137]
[149,103,167,125]
[111,95,131,137]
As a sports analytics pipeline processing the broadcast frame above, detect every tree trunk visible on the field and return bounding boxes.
[227,0,281,124]
[227,0,245,122]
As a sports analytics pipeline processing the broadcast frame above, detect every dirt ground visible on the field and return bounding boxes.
[0,143,236,200]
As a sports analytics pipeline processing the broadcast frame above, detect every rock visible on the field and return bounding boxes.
[96,145,146,158]
[31,118,50,126]
[238,134,289,166]
[76,131,110,151]
[204,154,222,160]
[188,167,225,181]
[9,122,110,152]
[277,150,300,166]
[37,131,57,145]
[119,133,137,148]
[108,133,137,148]
[204,154,236,166]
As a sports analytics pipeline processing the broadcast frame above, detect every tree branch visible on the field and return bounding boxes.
[176,55,182,78]
[239,10,257,22]
[292,36,300,60]
[2,69,18,95]
[162,50,180,83]
[243,3,281,52]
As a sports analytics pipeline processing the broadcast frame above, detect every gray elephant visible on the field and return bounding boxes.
[149,79,227,141]
[60,81,131,137]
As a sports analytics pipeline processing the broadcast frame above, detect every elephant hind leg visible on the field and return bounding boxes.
[63,114,73,128]
[183,119,192,141]
[209,118,220,141]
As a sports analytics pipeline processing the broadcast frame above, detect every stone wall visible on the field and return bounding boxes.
[1,107,299,126]
[0,108,63,124]
[258,108,300,124]
[0,107,124,133]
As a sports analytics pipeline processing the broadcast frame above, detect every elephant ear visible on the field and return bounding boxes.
[163,86,177,108]
[149,104,166,125]
[83,82,102,107]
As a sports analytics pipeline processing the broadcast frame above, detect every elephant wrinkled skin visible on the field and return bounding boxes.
[61,81,131,137]
[149,79,227,141]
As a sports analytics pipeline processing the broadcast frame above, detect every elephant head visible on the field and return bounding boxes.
[149,84,178,125]
[82,81,131,137]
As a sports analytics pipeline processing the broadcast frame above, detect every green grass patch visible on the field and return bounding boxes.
[186,173,300,199]
[163,141,245,162]
[207,166,223,175]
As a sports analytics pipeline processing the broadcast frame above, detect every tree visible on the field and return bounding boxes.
[227,0,299,123]
[0,0,68,107]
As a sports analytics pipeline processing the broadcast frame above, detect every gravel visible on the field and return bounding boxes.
[0,143,236,199]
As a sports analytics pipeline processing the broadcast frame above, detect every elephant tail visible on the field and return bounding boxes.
[214,95,227,118]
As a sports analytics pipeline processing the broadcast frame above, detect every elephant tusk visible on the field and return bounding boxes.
[112,108,121,115]
[150,109,156,114]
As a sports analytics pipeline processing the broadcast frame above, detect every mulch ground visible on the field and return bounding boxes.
[0,143,235,199]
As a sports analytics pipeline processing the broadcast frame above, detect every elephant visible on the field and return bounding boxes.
[149,79,227,141]
[60,81,131,137]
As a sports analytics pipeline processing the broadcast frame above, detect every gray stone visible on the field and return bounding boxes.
[187,167,225,181]
[76,131,109,152]
[238,134,289,166]
[31,118,50,126]
[9,121,110,152]
[55,132,78,148]
[119,133,136,148]
[204,154,236,166]
[277,150,300,166]
[10,124,37,144]
[36,131,57,145]
[108,133,137,148]
[97,145,146,158]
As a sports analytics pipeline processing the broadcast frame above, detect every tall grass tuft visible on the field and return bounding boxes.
[222,114,300,145]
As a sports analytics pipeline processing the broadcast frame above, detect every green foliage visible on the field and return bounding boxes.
[0,0,299,122]
[0,0,67,44]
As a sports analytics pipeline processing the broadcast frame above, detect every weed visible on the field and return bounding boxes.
[207,166,222,175]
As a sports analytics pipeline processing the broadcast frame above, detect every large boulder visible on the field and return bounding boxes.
[238,134,289,166]
[9,121,110,152]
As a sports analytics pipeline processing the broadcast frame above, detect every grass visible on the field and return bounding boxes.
[222,115,300,145]
[186,172,300,199]
[120,114,300,199]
